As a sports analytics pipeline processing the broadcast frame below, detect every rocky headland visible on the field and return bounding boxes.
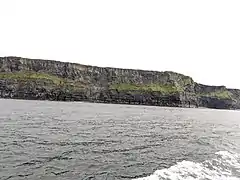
[0,56,239,110]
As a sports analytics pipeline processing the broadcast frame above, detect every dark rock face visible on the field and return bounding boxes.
[0,56,240,110]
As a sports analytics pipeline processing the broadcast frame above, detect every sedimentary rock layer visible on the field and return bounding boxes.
[0,56,239,109]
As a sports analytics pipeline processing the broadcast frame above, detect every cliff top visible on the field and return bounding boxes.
[0,56,236,91]
[0,56,192,79]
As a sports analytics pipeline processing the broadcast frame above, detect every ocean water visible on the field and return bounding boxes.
[0,99,240,180]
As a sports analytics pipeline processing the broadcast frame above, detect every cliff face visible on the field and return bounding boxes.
[0,56,239,109]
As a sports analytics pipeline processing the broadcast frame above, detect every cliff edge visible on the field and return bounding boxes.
[0,56,239,109]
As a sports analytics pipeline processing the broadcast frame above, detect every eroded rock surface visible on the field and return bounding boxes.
[0,56,239,109]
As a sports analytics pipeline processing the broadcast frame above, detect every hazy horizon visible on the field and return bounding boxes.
[0,1,239,88]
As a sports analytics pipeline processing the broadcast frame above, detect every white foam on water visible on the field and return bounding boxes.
[134,151,240,180]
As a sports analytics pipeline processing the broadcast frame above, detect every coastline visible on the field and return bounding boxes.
[0,56,240,110]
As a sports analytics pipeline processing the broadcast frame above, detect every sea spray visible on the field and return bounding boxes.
[134,151,240,180]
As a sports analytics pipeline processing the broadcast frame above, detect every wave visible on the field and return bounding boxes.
[134,151,240,180]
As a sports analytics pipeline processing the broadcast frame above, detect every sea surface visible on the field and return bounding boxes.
[0,99,240,180]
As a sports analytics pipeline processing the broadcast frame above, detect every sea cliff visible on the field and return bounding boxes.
[0,56,239,109]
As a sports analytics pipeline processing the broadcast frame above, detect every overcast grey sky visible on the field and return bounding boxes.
[0,0,240,88]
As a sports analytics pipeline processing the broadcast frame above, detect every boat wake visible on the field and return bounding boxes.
[134,151,240,180]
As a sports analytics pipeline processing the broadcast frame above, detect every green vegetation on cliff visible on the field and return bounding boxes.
[0,72,64,85]
[1,56,240,109]
[110,83,182,94]
[0,71,85,90]
[198,90,232,100]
